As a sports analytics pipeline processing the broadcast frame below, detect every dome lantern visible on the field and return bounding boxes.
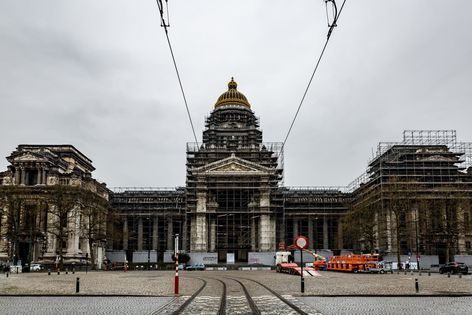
[214,77,251,109]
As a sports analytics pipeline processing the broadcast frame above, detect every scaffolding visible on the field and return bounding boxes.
[109,188,186,259]
[346,130,472,262]
[348,130,472,192]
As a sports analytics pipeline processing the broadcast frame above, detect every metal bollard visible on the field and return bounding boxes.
[447,272,451,278]
[57,270,60,275]
[65,268,68,275]
[6,272,8,278]
[404,270,407,275]
[76,277,80,293]
[72,268,75,274]
[48,269,51,276]
[419,271,422,276]
[459,273,462,279]
[428,271,431,276]
[415,278,419,293]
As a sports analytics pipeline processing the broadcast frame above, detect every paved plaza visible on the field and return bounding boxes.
[1,270,471,296]
[1,270,472,314]
[1,296,471,315]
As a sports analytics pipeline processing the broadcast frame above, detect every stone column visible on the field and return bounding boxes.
[388,211,395,254]
[323,216,329,249]
[293,218,299,238]
[191,215,208,252]
[152,216,158,250]
[337,217,343,249]
[106,217,114,250]
[182,216,188,251]
[81,215,90,253]
[14,167,20,185]
[271,215,277,250]
[137,217,143,251]
[42,169,47,185]
[66,206,80,257]
[167,217,174,251]
[20,167,26,185]
[37,168,42,185]
[210,219,216,252]
[457,203,466,254]
[258,185,275,251]
[259,214,275,251]
[278,218,285,246]
[251,217,257,251]
[0,207,9,259]
[308,219,314,249]
[191,188,208,252]
[45,205,57,255]
[123,217,128,251]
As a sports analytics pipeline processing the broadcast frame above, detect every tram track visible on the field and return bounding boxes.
[168,276,226,315]
[157,274,310,315]
[225,276,309,315]
[223,277,261,315]
[230,277,308,315]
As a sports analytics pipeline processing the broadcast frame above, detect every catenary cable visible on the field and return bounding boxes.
[281,0,347,151]
[154,0,199,147]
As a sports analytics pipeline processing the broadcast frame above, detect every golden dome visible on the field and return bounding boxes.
[214,77,251,109]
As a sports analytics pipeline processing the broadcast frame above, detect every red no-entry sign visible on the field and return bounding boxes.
[295,235,308,249]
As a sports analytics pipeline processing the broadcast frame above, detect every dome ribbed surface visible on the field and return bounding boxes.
[214,77,250,108]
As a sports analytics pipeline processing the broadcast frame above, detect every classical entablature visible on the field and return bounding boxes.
[192,154,273,177]
[10,152,49,163]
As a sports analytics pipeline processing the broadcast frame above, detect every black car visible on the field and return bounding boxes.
[439,262,469,275]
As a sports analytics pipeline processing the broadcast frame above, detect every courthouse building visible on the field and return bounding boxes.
[1,79,472,267]
[108,79,348,265]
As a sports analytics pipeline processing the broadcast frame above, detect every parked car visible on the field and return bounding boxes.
[30,264,44,271]
[185,263,205,271]
[439,262,468,275]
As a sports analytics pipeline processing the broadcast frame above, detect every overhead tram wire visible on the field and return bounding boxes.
[154,0,199,148]
[281,0,347,152]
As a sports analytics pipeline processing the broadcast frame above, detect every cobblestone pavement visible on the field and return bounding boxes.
[300,296,472,314]
[1,270,471,296]
[1,295,470,314]
[0,296,174,315]
[1,270,471,314]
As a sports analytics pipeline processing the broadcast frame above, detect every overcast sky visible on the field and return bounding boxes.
[1,1,471,189]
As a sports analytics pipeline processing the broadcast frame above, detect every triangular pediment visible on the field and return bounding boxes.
[12,152,48,163]
[211,161,259,173]
[193,154,272,175]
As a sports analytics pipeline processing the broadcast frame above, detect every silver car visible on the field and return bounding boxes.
[30,264,43,271]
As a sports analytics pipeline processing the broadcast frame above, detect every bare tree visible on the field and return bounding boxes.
[343,202,378,253]
[383,178,412,268]
[47,186,80,269]
[79,190,109,270]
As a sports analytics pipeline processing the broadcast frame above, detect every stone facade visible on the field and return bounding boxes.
[0,145,109,268]
[346,141,472,264]
[2,82,472,267]
[110,79,350,264]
